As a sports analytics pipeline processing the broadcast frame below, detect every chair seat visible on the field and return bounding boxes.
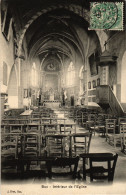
[94,125,105,129]
[1,153,15,158]
[74,144,86,147]
[46,156,79,179]
[83,153,118,182]
[10,130,21,133]
[27,130,38,133]
[52,167,71,174]
[107,134,122,138]
[90,127,95,129]
[91,166,109,173]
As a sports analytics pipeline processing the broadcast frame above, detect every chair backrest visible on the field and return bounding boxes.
[27,124,40,133]
[119,123,126,134]
[118,117,126,124]
[45,135,67,157]
[88,114,97,122]
[23,134,39,157]
[105,119,117,135]
[118,118,126,132]
[60,127,72,135]
[29,118,41,124]
[45,127,57,134]
[89,153,118,182]
[31,113,41,118]
[120,124,126,148]
[41,118,50,124]
[82,112,88,120]
[1,135,18,159]
[96,114,105,126]
[75,109,82,119]
[72,133,92,154]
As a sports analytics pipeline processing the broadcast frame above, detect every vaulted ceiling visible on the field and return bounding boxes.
[26,9,90,64]
[8,0,101,71]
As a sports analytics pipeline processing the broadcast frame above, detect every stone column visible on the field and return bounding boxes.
[1,93,6,118]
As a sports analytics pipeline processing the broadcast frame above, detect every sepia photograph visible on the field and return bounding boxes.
[0,0,126,194]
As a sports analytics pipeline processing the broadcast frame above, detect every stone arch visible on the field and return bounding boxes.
[7,65,18,108]
[121,51,126,103]
[17,4,89,55]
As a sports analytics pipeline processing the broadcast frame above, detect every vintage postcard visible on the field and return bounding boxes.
[0,0,126,194]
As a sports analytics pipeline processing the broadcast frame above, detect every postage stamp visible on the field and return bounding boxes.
[89,2,124,30]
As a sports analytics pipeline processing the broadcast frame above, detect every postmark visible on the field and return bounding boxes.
[89,2,124,30]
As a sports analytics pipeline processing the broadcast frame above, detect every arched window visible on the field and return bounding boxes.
[3,61,8,86]
[67,61,75,86]
[31,62,37,86]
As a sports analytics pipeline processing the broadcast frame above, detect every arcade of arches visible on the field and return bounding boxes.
[1,0,126,189]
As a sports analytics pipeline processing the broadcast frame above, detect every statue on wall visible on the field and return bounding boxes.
[49,88,54,95]
[61,88,67,106]
[48,88,54,101]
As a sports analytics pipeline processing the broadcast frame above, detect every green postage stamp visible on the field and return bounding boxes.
[89,2,124,30]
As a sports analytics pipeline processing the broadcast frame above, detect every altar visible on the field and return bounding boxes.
[43,100,61,108]
[50,94,54,101]
[42,87,61,108]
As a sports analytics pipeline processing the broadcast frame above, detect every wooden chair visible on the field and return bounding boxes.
[59,123,76,134]
[46,156,79,179]
[26,123,40,133]
[68,107,75,119]
[94,114,106,137]
[72,133,92,156]
[2,124,25,134]
[45,134,68,157]
[60,127,72,134]
[1,135,19,175]
[105,119,120,147]
[1,135,18,159]
[41,112,50,118]
[75,109,82,124]
[86,114,97,135]
[88,153,118,183]
[31,113,41,118]
[82,112,88,127]
[118,117,126,133]
[43,124,58,134]
[41,118,50,124]
[118,117,126,125]
[29,118,41,124]
[120,123,126,153]
[45,127,57,134]
[23,134,39,157]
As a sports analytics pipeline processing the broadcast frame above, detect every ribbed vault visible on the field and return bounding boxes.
[8,0,102,72]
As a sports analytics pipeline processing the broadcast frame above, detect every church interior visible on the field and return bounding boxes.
[1,0,126,188]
